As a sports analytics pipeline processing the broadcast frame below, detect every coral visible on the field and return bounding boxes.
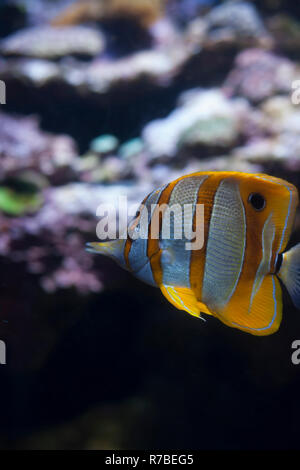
[232,95,300,172]
[267,14,300,54]
[166,0,218,24]
[142,89,246,161]
[178,116,239,151]
[223,48,298,103]
[0,43,194,105]
[0,108,154,292]
[51,0,163,29]
[0,185,43,216]
[1,4,271,120]
[1,25,105,58]
[204,1,273,48]
[90,134,119,155]
[119,138,144,160]
[0,112,78,181]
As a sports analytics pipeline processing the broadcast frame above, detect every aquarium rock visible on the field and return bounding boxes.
[205,1,272,47]
[224,48,298,103]
[1,25,106,58]
[0,112,78,181]
[142,89,247,161]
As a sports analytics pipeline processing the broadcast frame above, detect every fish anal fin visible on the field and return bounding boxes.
[160,285,214,319]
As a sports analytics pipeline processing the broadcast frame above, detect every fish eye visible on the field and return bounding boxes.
[248,192,266,211]
[134,209,141,219]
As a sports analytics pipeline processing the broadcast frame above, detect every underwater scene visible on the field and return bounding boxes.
[1,0,300,451]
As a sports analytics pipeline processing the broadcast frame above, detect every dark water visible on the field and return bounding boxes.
[1,256,300,449]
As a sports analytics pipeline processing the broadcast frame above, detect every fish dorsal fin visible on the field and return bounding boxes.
[218,275,282,336]
[160,285,214,319]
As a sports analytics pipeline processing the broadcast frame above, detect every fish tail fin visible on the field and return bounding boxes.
[86,239,127,269]
[277,243,300,309]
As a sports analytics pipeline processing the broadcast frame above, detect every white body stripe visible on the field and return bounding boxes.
[202,178,246,310]
[248,213,275,312]
[255,175,294,254]
[160,176,207,287]
[128,185,166,273]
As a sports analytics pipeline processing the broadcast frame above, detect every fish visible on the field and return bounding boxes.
[87,171,300,336]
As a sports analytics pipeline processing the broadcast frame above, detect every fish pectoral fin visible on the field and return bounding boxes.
[219,275,282,336]
[160,285,214,319]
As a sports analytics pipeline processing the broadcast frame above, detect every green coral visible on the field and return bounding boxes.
[0,186,43,216]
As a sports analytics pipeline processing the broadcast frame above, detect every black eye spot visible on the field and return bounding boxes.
[248,192,266,211]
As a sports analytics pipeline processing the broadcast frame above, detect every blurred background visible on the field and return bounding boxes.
[0,0,300,450]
